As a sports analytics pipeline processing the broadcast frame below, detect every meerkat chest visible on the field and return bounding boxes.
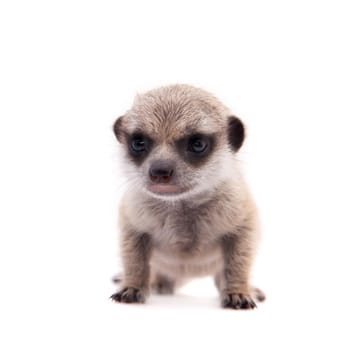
[150,211,225,277]
[150,206,220,253]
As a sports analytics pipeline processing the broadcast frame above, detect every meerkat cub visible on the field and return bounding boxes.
[111,84,265,309]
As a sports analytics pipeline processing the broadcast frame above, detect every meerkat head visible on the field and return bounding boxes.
[113,85,245,201]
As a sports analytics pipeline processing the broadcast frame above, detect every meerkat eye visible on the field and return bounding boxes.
[188,136,208,153]
[130,136,147,152]
[127,134,153,163]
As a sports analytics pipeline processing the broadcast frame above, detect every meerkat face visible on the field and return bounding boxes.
[113,85,245,200]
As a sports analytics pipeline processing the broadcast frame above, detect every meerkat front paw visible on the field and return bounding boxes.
[110,287,146,304]
[221,292,257,310]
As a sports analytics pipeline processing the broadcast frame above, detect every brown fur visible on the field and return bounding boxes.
[110,84,265,309]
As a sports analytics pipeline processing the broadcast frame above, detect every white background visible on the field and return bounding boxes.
[1,1,349,349]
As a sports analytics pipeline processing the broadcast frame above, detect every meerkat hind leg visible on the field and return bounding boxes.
[151,273,176,295]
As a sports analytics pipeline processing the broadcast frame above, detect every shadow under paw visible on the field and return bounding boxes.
[221,292,257,310]
[110,287,145,304]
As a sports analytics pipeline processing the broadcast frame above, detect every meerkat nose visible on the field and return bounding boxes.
[149,161,174,184]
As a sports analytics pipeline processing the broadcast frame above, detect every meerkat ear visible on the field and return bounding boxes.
[228,116,245,151]
[113,116,125,142]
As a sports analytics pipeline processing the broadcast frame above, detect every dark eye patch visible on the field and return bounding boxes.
[126,133,153,164]
[176,133,215,166]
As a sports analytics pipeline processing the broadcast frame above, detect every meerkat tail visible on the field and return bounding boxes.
[112,274,123,284]
[252,287,266,302]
